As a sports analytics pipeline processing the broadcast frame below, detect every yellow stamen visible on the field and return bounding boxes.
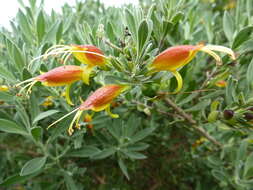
[82,65,94,85]
[200,45,236,66]
[28,49,108,68]
[171,70,183,94]
[68,110,83,135]
[199,47,222,65]
[105,105,119,118]
[47,108,79,130]
[65,84,74,105]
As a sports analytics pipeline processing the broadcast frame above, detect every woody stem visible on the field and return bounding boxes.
[164,97,222,148]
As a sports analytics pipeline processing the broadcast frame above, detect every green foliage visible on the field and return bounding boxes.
[0,0,253,189]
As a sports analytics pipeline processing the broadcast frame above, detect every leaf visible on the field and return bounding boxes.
[0,119,27,135]
[44,20,61,43]
[91,147,116,159]
[223,11,234,41]
[127,143,149,151]
[56,21,63,43]
[31,127,43,141]
[137,19,153,59]
[212,169,227,182]
[64,172,78,190]
[236,140,248,162]
[33,110,59,124]
[125,9,137,41]
[171,12,184,24]
[244,152,253,178]
[0,92,14,102]
[118,159,130,180]
[225,75,238,105]
[12,43,25,71]
[106,22,116,42]
[123,150,147,159]
[232,26,253,49]
[0,173,37,187]
[36,10,46,43]
[137,20,149,55]
[246,58,253,88]
[20,157,47,176]
[0,66,16,82]
[130,127,155,144]
[17,9,33,43]
[68,146,101,158]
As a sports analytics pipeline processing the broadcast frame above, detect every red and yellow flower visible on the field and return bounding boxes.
[0,85,9,92]
[16,65,87,105]
[48,84,129,135]
[29,44,108,85]
[149,44,236,93]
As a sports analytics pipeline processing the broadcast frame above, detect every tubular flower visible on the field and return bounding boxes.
[150,44,236,93]
[16,65,87,105]
[48,84,129,135]
[215,80,227,88]
[29,44,108,85]
[0,85,9,92]
[41,96,54,107]
[84,113,93,129]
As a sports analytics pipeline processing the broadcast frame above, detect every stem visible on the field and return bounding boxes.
[164,97,222,147]
[103,38,123,53]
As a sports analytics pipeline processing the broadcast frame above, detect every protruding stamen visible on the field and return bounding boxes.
[204,45,236,60]
[82,65,93,85]
[105,105,119,118]
[47,108,79,130]
[26,81,37,94]
[68,110,83,135]
[15,78,35,87]
[199,47,222,65]
[171,70,183,94]
[65,84,74,105]
[28,50,108,68]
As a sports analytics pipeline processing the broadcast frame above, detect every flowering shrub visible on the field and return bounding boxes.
[1,0,253,189]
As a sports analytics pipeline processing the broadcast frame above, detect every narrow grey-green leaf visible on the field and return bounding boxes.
[118,159,130,180]
[232,26,253,49]
[33,110,59,124]
[0,92,14,102]
[246,58,253,87]
[0,119,27,135]
[64,173,78,190]
[223,11,234,41]
[130,127,155,143]
[244,152,253,178]
[20,157,47,176]
[31,127,43,141]
[91,148,116,159]
[68,146,101,158]
[123,150,147,159]
[36,10,46,43]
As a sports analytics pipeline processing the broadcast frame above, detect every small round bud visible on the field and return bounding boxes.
[244,113,253,121]
[247,107,253,112]
[223,110,234,120]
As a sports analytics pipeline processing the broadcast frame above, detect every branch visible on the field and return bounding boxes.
[164,97,222,147]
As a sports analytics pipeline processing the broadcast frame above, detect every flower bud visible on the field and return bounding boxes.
[244,113,253,121]
[223,110,234,120]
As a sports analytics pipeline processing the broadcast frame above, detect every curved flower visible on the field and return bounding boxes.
[29,44,108,85]
[48,84,129,135]
[0,85,9,92]
[16,65,87,105]
[150,44,236,93]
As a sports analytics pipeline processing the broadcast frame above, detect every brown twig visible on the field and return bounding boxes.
[164,97,222,147]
